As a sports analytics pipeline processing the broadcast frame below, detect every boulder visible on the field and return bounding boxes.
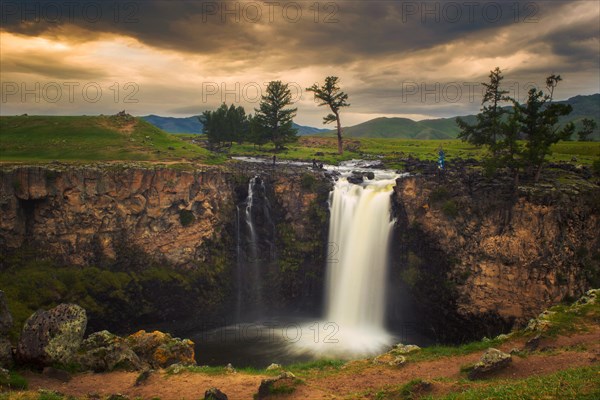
[391,343,421,355]
[76,330,143,372]
[468,348,512,380]
[575,289,599,306]
[126,330,195,369]
[266,363,282,371]
[204,387,228,400]
[256,371,297,399]
[17,304,87,367]
[373,353,406,367]
[347,175,364,184]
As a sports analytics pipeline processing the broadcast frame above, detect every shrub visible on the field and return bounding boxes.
[442,200,459,218]
[300,173,317,190]
[179,209,195,226]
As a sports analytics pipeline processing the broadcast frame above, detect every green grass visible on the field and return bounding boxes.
[405,338,506,363]
[421,365,600,399]
[0,115,223,164]
[0,371,28,390]
[228,137,600,168]
[164,364,278,376]
[540,300,599,337]
[1,116,597,167]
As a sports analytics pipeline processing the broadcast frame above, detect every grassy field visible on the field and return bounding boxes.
[0,115,222,164]
[224,136,600,168]
[1,116,598,167]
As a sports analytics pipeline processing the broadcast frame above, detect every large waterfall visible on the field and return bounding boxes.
[291,174,397,358]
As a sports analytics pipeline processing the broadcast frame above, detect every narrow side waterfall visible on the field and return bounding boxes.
[235,176,274,321]
[290,175,397,358]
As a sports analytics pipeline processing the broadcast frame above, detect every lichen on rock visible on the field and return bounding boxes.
[16,303,87,367]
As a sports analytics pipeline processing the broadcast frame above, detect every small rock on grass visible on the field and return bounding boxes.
[468,348,512,380]
[266,363,282,371]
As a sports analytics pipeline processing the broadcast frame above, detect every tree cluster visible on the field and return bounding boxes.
[198,81,298,151]
[456,68,592,183]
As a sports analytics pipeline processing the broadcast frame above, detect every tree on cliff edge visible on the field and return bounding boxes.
[307,76,350,155]
[254,81,298,151]
[456,67,509,152]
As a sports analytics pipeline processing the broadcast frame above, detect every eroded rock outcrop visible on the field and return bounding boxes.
[0,166,234,268]
[391,169,599,340]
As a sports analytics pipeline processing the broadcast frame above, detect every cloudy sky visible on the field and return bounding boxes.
[1,0,599,126]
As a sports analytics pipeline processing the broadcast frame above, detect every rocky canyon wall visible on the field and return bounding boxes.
[0,164,331,332]
[390,168,599,341]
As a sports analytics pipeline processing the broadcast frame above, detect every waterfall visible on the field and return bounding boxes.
[235,176,274,321]
[326,178,396,330]
[290,175,397,358]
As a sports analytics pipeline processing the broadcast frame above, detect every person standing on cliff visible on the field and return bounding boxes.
[272,155,276,166]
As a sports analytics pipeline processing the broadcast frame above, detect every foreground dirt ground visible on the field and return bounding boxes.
[13,328,600,400]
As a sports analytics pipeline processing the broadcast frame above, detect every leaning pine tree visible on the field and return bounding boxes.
[307,76,350,155]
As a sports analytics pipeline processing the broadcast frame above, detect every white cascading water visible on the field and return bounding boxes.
[291,174,397,358]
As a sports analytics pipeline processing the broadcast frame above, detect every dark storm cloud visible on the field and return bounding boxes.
[0,0,576,61]
[1,0,597,121]
[1,54,108,80]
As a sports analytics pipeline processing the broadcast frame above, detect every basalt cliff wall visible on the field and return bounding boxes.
[0,164,330,332]
[390,167,599,341]
[1,163,597,342]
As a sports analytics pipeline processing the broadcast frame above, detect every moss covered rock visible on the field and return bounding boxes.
[126,330,195,368]
[16,303,86,367]
[76,330,142,372]
[468,348,512,380]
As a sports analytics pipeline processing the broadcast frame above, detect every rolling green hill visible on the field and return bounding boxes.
[0,115,220,163]
[329,94,599,140]
[141,114,329,136]
[336,117,454,139]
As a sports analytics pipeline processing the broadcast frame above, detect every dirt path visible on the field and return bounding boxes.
[21,330,600,400]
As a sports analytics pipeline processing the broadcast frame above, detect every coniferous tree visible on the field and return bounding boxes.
[517,77,575,181]
[199,103,250,148]
[456,67,509,152]
[254,81,298,151]
[577,118,597,141]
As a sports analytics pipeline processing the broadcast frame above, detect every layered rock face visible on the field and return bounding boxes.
[0,165,330,329]
[391,171,599,340]
[0,166,235,268]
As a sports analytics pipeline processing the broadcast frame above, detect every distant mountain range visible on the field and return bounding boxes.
[326,94,600,140]
[141,94,599,140]
[140,114,329,136]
